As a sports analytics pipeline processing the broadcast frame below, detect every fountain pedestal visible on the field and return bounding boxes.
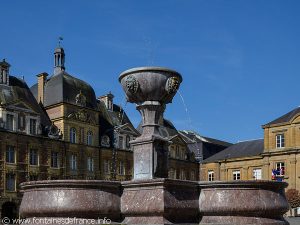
[130,101,169,179]
[121,179,199,225]
[119,67,182,180]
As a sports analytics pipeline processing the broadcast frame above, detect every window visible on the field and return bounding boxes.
[168,168,176,179]
[70,154,77,170]
[6,146,15,163]
[51,151,59,168]
[180,148,186,160]
[118,161,125,175]
[119,136,124,149]
[208,170,214,181]
[276,162,285,175]
[70,127,76,143]
[276,134,285,148]
[104,160,111,175]
[19,114,25,130]
[190,170,196,181]
[170,146,176,158]
[6,174,16,191]
[179,169,186,180]
[175,146,180,159]
[253,168,262,180]
[87,157,94,172]
[6,114,14,131]
[87,131,93,145]
[233,170,241,180]
[80,128,84,144]
[29,149,38,165]
[126,135,131,149]
[30,119,37,135]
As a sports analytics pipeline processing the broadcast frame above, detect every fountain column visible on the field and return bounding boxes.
[119,67,181,180]
[119,67,199,224]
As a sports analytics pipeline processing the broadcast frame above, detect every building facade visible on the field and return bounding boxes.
[201,107,300,192]
[1,46,222,218]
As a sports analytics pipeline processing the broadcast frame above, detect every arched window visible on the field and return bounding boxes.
[87,131,93,145]
[70,127,76,143]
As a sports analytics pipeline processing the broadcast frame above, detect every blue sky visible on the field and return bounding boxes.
[1,1,300,143]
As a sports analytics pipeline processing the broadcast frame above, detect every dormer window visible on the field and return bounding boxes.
[276,134,285,148]
[30,119,37,135]
[6,114,14,131]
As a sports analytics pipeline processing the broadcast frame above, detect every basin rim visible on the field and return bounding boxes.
[119,66,182,82]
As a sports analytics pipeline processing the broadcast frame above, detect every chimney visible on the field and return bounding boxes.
[37,72,48,104]
[0,59,10,85]
[98,92,114,111]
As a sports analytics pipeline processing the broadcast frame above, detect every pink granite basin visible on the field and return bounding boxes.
[19,180,121,222]
[199,180,289,225]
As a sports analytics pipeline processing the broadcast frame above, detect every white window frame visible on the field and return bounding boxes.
[233,170,241,180]
[104,160,111,175]
[26,115,40,135]
[87,131,93,145]
[29,149,39,166]
[276,134,285,148]
[87,157,94,172]
[6,173,16,191]
[190,170,196,181]
[6,145,15,164]
[208,170,214,181]
[180,169,186,180]
[253,168,262,180]
[51,151,59,168]
[6,113,15,131]
[70,127,76,144]
[276,162,285,175]
[29,118,37,135]
[70,154,77,170]
[119,161,125,175]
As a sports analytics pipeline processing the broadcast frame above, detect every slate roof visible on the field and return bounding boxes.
[203,139,264,163]
[263,107,300,127]
[137,119,178,139]
[179,130,232,147]
[0,76,51,127]
[31,71,97,109]
[98,100,138,137]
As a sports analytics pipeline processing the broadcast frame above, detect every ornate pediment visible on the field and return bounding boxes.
[117,123,140,136]
[67,109,96,125]
[8,101,36,113]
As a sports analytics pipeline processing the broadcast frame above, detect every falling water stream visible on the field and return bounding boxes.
[119,95,128,124]
[177,90,193,132]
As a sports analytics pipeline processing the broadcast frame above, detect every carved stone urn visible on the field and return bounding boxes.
[119,67,182,180]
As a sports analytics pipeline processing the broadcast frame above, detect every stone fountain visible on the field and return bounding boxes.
[19,66,289,225]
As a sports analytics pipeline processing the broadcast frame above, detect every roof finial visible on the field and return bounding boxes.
[58,37,63,47]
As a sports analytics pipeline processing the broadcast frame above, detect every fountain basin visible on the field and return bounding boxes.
[199,180,289,225]
[119,67,182,104]
[121,178,199,224]
[19,180,121,222]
